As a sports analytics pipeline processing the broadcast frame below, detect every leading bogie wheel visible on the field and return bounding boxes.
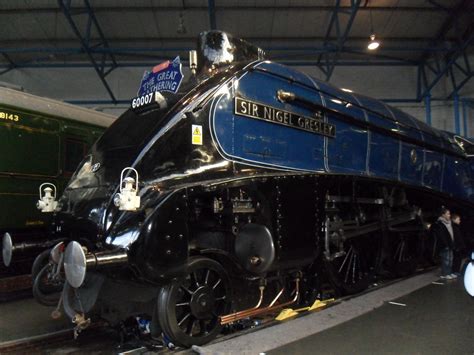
[32,262,63,306]
[157,256,232,347]
[31,248,52,280]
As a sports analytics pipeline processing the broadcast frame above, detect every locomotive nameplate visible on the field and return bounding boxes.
[234,97,335,138]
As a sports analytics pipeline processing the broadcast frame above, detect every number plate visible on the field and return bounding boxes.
[131,92,155,109]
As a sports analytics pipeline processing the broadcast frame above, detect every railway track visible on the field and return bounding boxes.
[0,325,167,355]
[0,266,437,354]
[0,274,32,302]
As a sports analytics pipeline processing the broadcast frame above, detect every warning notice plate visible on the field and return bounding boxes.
[192,125,203,145]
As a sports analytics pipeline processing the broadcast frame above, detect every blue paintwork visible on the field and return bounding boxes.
[212,65,326,172]
[425,94,432,126]
[210,61,474,203]
[400,142,423,186]
[462,99,468,137]
[454,94,460,135]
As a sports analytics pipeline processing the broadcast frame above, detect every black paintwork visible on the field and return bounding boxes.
[43,34,474,346]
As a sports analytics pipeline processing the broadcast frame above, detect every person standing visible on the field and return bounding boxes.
[451,213,466,275]
[431,207,457,280]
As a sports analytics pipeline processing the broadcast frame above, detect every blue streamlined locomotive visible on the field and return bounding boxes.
[4,31,474,347]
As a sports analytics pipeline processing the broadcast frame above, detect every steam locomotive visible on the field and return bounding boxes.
[3,31,474,347]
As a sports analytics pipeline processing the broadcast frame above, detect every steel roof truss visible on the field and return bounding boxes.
[417,26,473,100]
[317,0,362,81]
[58,0,118,103]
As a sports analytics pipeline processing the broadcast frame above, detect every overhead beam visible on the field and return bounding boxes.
[427,0,452,12]
[208,0,216,30]
[1,53,16,67]
[418,28,474,100]
[2,5,468,14]
[317,0,362,81]
[0,53,16,75]
[58,0,118,103]
[446,55,473,98]
[0,36,463,46]
[417,0,474,100]
[0,59,419,71]
[0,45,455,55]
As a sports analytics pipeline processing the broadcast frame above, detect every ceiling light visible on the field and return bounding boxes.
[367,34,380,50]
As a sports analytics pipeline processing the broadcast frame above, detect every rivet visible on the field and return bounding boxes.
[165,235,171,240]
[166,249,171,255]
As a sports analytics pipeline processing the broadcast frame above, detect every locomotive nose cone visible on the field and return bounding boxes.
[2,233,13,267]
[64,241,87,288]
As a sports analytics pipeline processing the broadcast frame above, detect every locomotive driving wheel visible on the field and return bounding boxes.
[424,231,441,265]
[157,257,231,347]
[387,233,419,276]
[325,239,371,295]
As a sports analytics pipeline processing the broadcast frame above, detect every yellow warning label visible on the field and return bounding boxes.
[192,124,203,145]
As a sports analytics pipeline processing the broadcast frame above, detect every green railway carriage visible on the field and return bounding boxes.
[0,87,116,274]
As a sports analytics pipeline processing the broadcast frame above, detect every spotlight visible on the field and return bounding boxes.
[367,34,380,50]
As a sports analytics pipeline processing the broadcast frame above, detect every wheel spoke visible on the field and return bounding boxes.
[215,295,226,301]
[176,302,190,307]
[352,252,357,284]
[357,254,363,280]
[338,246,353,274]
[344,248,355,284]
[187,318,197,336]
[178,312,191,327]
[199,320,207,334]
[399,240,405,262]
[212,278,222,290]
[193,272,200,288]
[204,269,210,285]
[181,285,193,295]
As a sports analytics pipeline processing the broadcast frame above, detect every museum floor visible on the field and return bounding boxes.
[269,278,473,354]
[199,270,474,354]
